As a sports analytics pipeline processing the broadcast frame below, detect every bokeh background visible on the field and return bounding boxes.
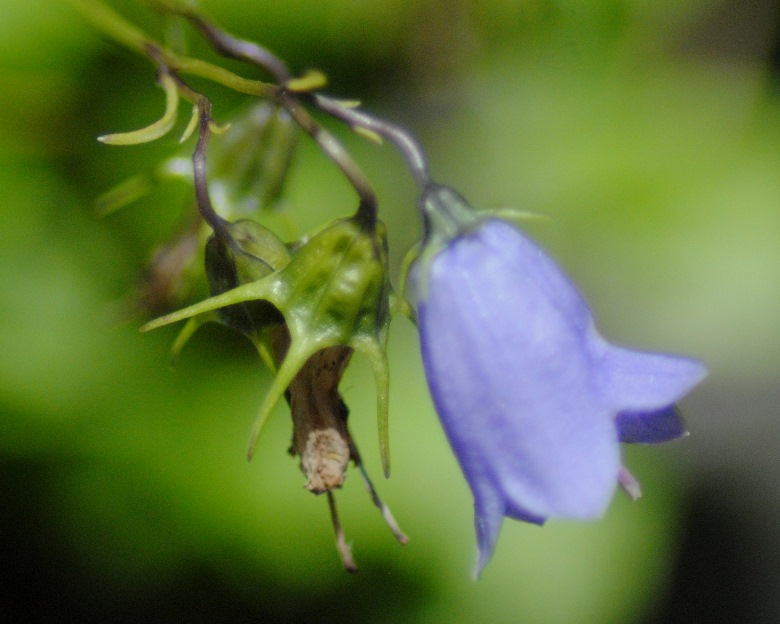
[2,0,779,622]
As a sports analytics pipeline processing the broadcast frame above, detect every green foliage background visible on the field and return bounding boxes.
[2,0,779,622]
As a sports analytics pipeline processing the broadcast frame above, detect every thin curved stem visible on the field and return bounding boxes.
[64,0,277,97]
[192,97,229,237]
[313,94,431,189]
[166,7,378,229]
[157,1,292,84]
[67,0,378,227]
[277,90,377,229]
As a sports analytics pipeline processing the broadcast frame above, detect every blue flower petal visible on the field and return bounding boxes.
[471,476,547,578]
[616,405,687,444]
[593,343,707,412]
[473,487,506,578]
[417,221,620,524]
[414,214,706,574]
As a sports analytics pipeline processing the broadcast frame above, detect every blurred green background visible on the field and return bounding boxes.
[2,0,779,622]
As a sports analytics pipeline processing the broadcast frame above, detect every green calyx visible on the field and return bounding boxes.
[166,219,290,370]
[418,183,479,246]
[142,216,394,476]
[205,219,290,336]
[410,183,482,304]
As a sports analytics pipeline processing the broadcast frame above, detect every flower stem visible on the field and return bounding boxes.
[313,94,431,189]
[192,97,230,238]
[278,91,378,229]
[153,0,292,84]
[159,4,378,229]
[63,0,276,98]
[66,0,379,227]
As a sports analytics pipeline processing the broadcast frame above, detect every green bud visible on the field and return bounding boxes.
[281,218,390,346]
[142,216,394,475]
[209,103,297,214]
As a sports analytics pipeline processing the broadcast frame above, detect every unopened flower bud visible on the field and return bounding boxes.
[209,103,297,214]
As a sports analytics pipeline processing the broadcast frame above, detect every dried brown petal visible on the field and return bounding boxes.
[272,325,355,492]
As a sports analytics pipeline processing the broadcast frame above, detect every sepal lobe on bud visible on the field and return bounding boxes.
[204,219,289,336]
[166,218,290,369]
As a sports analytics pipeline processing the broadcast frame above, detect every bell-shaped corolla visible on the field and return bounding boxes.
[411,184,707,576]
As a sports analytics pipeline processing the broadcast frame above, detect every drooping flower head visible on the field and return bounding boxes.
[411,184,706,576]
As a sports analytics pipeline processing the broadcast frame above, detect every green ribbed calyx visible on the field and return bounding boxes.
[281,218,390,346]
[143,216,394,475]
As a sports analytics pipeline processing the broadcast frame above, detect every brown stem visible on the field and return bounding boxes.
[276,89,377,229]
[167,5,291,84]
[192,97,229,238]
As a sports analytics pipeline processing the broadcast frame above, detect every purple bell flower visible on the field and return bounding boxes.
[412,185,706,576]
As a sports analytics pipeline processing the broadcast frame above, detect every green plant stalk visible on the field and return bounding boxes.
[63,0,276,98]
[64,0,377,226]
